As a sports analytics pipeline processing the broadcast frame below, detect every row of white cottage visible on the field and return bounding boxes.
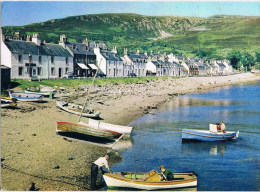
[1,33,233,80]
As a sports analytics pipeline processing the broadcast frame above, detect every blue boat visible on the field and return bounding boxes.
[182,124,239,142]
[8,91,44,102]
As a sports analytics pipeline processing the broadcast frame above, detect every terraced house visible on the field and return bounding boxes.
[1,33,73,79]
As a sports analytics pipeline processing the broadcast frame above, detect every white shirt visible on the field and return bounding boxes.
[94,157,109,169]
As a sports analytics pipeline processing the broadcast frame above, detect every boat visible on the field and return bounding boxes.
[182,124,239,142]
[1,97,17,108]
[25,88,56,97]
[8,91,44,102]
[86,118,133,136]
[56,101,101,118]
[56,121,122,139]
[103,170,197,190]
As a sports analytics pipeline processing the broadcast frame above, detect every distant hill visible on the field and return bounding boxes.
[2,13,260,57]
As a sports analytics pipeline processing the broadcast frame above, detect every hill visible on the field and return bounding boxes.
[2,13,260,57]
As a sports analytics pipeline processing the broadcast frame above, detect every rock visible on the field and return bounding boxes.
[53,165,60,169]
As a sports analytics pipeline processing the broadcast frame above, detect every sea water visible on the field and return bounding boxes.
[111,81,260,191]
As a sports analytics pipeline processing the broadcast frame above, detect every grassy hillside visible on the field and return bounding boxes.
[2,13,260,57]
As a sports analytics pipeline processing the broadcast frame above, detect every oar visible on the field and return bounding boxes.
[110,134,125,149]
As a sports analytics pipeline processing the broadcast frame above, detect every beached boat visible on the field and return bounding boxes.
[56,101,101,118]
[103,170,197,190]
[8,91,44,102]
[182,124,239,142]
[56,121,122,139]
[25,89,56,97]
[1,97,17,108]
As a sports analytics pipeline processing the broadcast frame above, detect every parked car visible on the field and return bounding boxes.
[63,72,78,79]
[96,73,106,78]
[127,73,137,77]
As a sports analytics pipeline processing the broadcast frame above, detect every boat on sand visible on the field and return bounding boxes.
[1,97,17,108]
[56,118,133,139]
[8,91,44,102]
[103,170,197,190]
[56,101,101,119]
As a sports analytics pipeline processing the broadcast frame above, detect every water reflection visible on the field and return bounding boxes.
[182,141,229,156]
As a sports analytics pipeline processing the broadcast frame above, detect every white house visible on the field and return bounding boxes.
[94,46,124,77]
[121,49,147,77]
[1,33,73,79]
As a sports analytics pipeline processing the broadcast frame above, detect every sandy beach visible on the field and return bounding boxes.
[1,72,260,191]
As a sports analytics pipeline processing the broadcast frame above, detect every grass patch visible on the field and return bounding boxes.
[11,76,179,90]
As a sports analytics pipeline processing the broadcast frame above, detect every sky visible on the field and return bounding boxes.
[1,1,260,26]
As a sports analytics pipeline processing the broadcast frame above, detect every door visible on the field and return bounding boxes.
[59,68,62,78]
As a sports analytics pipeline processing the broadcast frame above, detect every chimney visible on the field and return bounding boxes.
[111,46,117,54]
[82,37,88,45]
[59,34,67,43]
[124,48,128,55]
[15,32,20,38]
[26,35,31,42]
[32,33,41,46]
[136,50,140,55]
[144,52,147,56]
[1,34,5,42]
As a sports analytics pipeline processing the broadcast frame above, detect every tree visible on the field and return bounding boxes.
[227,50,242,69]
[255,52,260,63]
[240,53,255,70]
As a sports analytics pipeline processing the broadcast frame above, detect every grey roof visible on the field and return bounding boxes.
[4,39,72,57]
[127,52,148,60]
[65,42,87,55]
[101,51,122,61]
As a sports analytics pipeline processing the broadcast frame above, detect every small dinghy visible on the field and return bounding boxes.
[1,97,17,108]
[8,91,44,102]
[182,124,239,142]
[56,101,101,119]
[25,88,56,97]
[103,170,197,190]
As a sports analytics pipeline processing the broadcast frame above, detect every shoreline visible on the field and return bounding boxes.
[1,72,260,190]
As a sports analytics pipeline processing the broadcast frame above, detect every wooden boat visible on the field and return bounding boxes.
[25,89,56,96]
[86,118,133,136]
[8,91,44,102]
[56,121,122,139]
[1,97,17,108]
[103,170,197,190]
[182,124,239,142]
[56,101,101,118]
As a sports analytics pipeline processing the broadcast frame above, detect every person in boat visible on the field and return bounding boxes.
[160,165,174,181]
[91,154,111,190]
[220,121,226,133]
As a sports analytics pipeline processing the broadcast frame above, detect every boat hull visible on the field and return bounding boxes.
[56,121,122,139]
[56,101,101,118]
[25,89,56,96]
[8,91,44,102]
[103,172,197,190]
[182,129,238,141]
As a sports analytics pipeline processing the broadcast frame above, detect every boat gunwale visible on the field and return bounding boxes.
[57,121,122,136]
[104,172,197,185]
[182,129,237,139]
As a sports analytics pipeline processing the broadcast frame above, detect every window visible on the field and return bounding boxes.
[51,56,54,64]
[39,56,42,64]
[109,69,111,75]
[66,57,68,64]
[65,67,69,74]
[37,67,42,75]
[51,67,55,75]
[18,55,22,63]
[18,67,23,76]
[73,45,76,49]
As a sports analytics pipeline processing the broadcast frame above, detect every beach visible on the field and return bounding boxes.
[1,72,260,191]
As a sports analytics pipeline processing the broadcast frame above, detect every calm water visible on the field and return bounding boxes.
[111,81,260,191]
